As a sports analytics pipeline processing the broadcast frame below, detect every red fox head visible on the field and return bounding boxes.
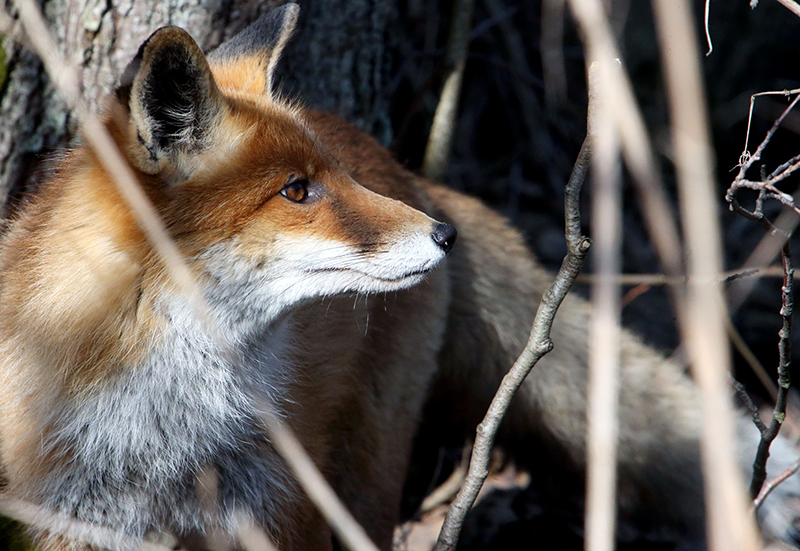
[108,4,456,328]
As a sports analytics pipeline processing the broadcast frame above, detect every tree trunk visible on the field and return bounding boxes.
[0,0,399,214]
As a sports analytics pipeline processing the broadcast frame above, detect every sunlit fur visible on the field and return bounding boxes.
[1,6,799,551]
[0,17,450,551]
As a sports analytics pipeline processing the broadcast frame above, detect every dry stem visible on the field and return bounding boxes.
[753,458,800,511]
[747,241,793,498]
[0,497,170,551]
[432,94,593,551]
[652,0,761,548]
[726,87,799,505]
[773,0,800,18]
[585,59,622,551]
[421,0,475,180]
[567,0,684,285]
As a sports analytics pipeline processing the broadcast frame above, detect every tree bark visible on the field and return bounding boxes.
[0,0,399,214]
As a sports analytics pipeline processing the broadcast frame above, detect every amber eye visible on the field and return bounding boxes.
[280,179,309,203]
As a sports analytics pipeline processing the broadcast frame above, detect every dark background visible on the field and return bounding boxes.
[2,0,800,548]
[2,0,800,460]
[361,0,800,408]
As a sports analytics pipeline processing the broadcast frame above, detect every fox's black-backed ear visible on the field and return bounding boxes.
[208,3,299,95]
[116,26,224,178]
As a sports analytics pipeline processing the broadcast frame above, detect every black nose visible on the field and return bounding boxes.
[431,223,457,254]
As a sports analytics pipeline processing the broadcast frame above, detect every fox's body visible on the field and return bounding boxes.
[0,5,796,551]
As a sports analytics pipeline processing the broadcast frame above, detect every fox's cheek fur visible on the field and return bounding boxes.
[188,175,453,330]
[9,4,800,550]
[200,226,449,330]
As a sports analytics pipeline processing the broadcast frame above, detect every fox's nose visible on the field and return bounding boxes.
[431,223,457,254]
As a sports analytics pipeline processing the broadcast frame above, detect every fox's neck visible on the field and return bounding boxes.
[38,305,296,535]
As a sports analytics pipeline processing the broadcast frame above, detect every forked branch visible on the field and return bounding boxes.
[725,89,798,505]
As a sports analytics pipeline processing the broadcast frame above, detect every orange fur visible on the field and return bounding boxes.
[4,6,796,551]
[0,14,453,550]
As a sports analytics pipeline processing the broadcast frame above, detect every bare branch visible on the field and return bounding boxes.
[773,0,800,18]
[575,265,785,287]
[752,458,800,512]
[725,85,800,507]
[736,90,800,179]
[651,0,761,548]
[432,69,594,551]
[732,376,769,434]
[748,241,793,498]
[421,0,475,180]
[0,497,170,551]
[729,207,800,313]
[585,59,622,551]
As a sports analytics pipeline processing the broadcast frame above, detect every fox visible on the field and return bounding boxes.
[1,3,798,550]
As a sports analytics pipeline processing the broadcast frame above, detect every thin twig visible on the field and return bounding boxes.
[566,0,684,289]
[749,241,793,498]
[727,318,780,403]
[773,0,800,18]
[652,0,763,547]
[6,3,380,551]
[733,376,770,434]
[253,399,381,551]
[752,458,800,511]
[432,78,594,551]
[729,206,800,313]
[652,0,761,548]
[234,514,280,551]
[735,91,800,179]
[724,82,800,502]
[0,497,170,551]
[196,467,281,551]
[585,59,622,551]
[421,0,475,180]
[575,265,784,287]
[420,463,468,514]
[9,0,222,336]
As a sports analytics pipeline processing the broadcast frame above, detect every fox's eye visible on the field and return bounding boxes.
[280,179,309,203]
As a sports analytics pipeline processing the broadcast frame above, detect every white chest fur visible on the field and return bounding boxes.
[40,308,297,539]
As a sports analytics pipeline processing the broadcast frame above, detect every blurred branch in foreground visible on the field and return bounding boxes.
[585,57,623,551]
[421,0,475,180]
[653,0,760,546]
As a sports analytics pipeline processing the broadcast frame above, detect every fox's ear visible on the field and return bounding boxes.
[207,3,299,97]
[116,26,225,178]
